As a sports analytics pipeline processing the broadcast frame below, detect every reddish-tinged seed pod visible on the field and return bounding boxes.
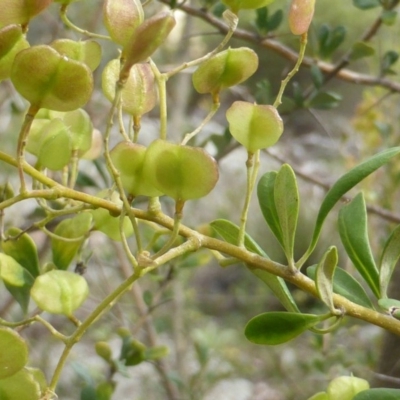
[288,0,316,35]
[0,0,53,27]
[120,12,176,80]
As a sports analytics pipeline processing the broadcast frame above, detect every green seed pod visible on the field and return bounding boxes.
[0,24,29,82]
[50,39,102,71]
[81,128,102,160]
[289,0,316,35]
[327,376,369,400]
[110,141,162,197]
[26,118,72,170]
[192,47,259,96]
[62,109,93,155]
[222,0,275,13]
[144,139,219,202]
[95,341,113,362]
[91,190,134,241]
[0,0,53,27]
[102,60,157,118]
[226,101,283,152]
[0,328,28,379]
[11,45,93,111]
[0,369,41,400]
[103,0,144,47]
[120,12,176,78]
[30,270,89,316]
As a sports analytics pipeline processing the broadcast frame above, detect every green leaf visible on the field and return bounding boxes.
[0,369,41,400]
[308,265,374,309]
[378,298,400,318]
[381,50,399,76]
[245,312,325,345]
[379,224,400,298]
[274,164,299,264]
[338,193,380,297]
[0,328,28,379]
[210,219,299,312]
[318,24,346,59]
[353,388,400,400]
[381,10,397,25]
[349,41,375,61]
[315,246,338,312]
[352,0,380,9]
[257,171,283,245]
[52,212,92,270]
[30,270,89,315]
[308,91,342,109]
[310,64,324,89]
[298,147,400,267]
[0,254,34,313]
[2,227,40,277]
[267,9,283,31]
[120,337,146,366]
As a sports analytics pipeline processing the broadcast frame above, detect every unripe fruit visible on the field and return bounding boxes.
[30,270,89,316]
[91,190,134,241]
[26,118,72,170]
[103,0,144,47]
[102,60,157,118]
[0,328,28,379]
[226,101,283,152]
[0,0,53,27]
[110,141,162,197]
[192,47,258,95]
[120,12,176,78]
[95,341,113,362]
[289,0,316,35]
[144,139,219,202]
[11,45,93,111]
[327,376,369,400]
[50,39,102,71]
[0,24,29,82]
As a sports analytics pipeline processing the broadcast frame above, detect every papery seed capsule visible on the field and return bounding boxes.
[288,0,316,35]
[120,12,176,79]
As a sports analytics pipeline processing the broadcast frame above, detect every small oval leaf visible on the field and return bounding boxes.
[338,193,380,297]
[245,312,324,345]
[274,164,299,264]
[210,218,299,312]
[353,388,400,400]
[379,225,400,299]
[51,212,92,270]
[307,265,374,309]
[316,246,338,312]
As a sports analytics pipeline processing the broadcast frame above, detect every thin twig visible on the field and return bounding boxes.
[158,0,400,93]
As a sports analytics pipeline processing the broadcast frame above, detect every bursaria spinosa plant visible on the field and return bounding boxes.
[1,0,400,399]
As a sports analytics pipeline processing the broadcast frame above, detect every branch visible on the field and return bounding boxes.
[159,0,400,93]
